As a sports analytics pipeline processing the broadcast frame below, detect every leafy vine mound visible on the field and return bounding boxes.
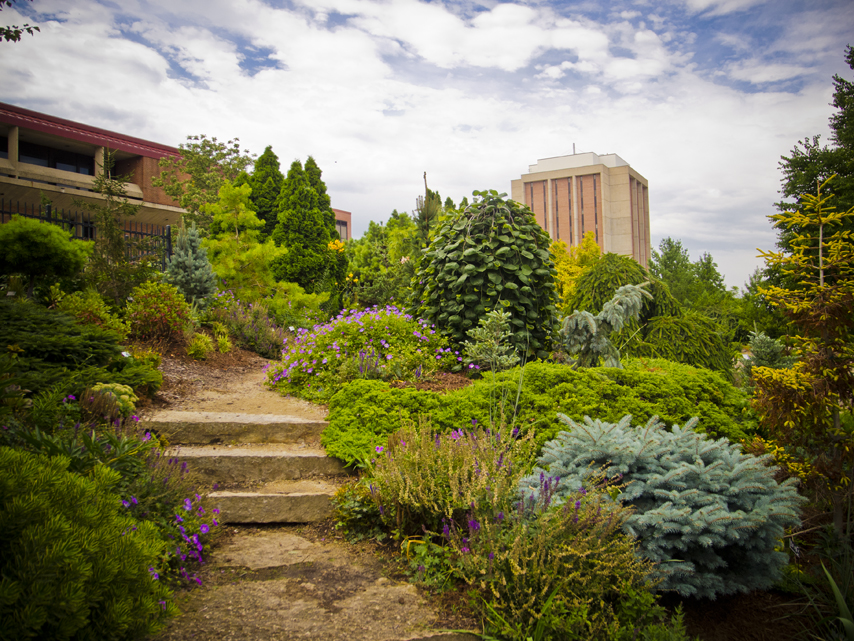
[410,190,559,361]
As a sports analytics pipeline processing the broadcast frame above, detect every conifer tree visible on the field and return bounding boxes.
[248,146,284,239]
[304,156,337,239]
[270,160,331,292]
[520,414,805,599]
[164,222,217,309]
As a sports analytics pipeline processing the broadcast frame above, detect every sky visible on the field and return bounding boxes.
[2,0,852,290]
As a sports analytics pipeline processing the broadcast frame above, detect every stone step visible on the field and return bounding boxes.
[142,410,328,445]
[169,443,348,484]
[210,479,343,523]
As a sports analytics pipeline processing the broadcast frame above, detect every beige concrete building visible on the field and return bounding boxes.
[510,152,650,268]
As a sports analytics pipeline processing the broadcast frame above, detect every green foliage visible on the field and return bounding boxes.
[263,281,329,330]
[777,46,854,238]
[447,472,672,641]
[304,155,337,239]
[462,309,520,372]
[755,176,854,539]
[187,333,215,360]
[323,360,755,467]
[0,216,91,298]
[625,311,735,376]
[56,288,129,339]
[209,292,288,359]
[78,157,160,306]
[411,190,560,361]
[369,421,534,535]
[0,447,175,640]
[153,134,255,228]
[202,181,283,301]
[267,305,456,403]
[164,223,217,309]
[91,383,138,418]
[331,479,387,543]
[246,145,285,239]
[559,282,651,368]
[569,252,735,376]
[344,210,419,308]
[271,160,333,292]
[744,330,795,381]
[126,281,192,341]
[524,414,806,598]
[551,232,602,312]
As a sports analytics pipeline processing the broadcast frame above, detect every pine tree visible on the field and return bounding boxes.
[164,222,217,309]
[248,146,284,239]
[270,160,331,292]
[520,414,805,599]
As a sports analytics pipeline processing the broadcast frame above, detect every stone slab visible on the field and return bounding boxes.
[170,444,347,483]
[142,411,328,445]
[210,480,340,523]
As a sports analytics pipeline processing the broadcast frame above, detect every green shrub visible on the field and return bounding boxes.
[410,190,560,361]
[462,309,520,371]
[210,291,287,359]
[323,359,756,466]
[126,281,192,341]
[0,300,162,399]
[56,289,129,339]
[187,333,215,360]
[0,215,92,297]
[0,447,176,640]
[91,383,138,418]
[369,421,534,535]
[265,281,329,330]
[446,471,678,640]
[267,305,457,403]
[522,414,806,599]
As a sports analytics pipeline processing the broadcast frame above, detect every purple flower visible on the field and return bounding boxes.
[121,500,129,508]
[131,415,140,423]
[183,499,192,511]
[148,567,159,580]
[200,524,210,534]
[375,445,384,453]
[131,496,138,505]
[142,431,151,441]
[175,514,184,523]
[468,519,481,533]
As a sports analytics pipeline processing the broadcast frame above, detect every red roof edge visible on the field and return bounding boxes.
[0,102,181,160]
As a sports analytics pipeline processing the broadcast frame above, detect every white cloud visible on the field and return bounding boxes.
[680,0,768,16]
[1,0,849,290]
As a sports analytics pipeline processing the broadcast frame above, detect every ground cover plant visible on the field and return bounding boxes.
[521,414,806,599]
[322,359,756,466]
[266,305,458,403]
[210,290,290,359]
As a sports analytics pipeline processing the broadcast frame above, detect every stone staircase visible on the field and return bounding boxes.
[142,410,351,523]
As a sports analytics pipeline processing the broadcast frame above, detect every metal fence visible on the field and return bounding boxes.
[1,200,173,270]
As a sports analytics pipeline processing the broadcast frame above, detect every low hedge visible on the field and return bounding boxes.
[323,358,755,466]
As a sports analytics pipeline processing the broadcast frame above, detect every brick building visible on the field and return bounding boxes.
[510,152,651,268]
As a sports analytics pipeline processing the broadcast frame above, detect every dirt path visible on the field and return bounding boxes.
[147,349,479,641]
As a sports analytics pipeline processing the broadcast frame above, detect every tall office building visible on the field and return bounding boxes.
[510,152,650,268]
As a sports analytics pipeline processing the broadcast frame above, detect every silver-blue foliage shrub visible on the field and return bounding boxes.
[519,414,806,599]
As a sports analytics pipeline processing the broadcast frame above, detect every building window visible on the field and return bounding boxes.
[18,141,95,175]
[0,136,7,160]
[336,220,348,241]
[593,174,598,243]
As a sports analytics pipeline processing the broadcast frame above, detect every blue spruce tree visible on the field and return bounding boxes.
[164,223,217,309]
[519,414,805,599]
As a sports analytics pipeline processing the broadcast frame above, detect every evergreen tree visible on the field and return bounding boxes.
[778,46,854,243]
[248,146,285,239]
[521,414,805,599]
[270,160,331,292]
[202,181,281,299]
[559,282,651,368]
[304,156,337,239]
[164,223,217,309]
